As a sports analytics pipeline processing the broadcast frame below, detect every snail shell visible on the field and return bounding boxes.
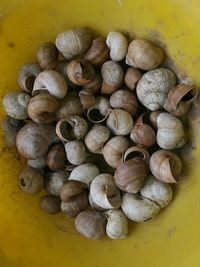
[106,31,128,62]
[114,158,149,193]
[140,175,173,208]
[40,195,61,214]
[65,140,86,165]
[88,193,106,211]
[60,180,84,202]
[164,84,198,116]
[103,136,129,169]
[106,109,133,136]
[67,59,95,86]
[136,68,176,111]
[87,96,110,124]
[150,150,182,183]
[17,63,42,93]
[101,60,124,94]
[61,191,88,217]
[56,116,88,142]
[33,70,68,99]
[123,145,150,165]
[28,93,59,124]
[68,163,100,186]
[19,165,44,194]
[90,173,121,209]
[121,193,160,222]
[75,210,106,240]
[156,112,186,149]
[47,144,66,171]
[110,89,138,116]
[56,60,77,88]
[16,122,56,159]
[85,125,110,154]
[105,209,128,239]
[126,39,165,70]
[79,89,95,110]
[2,117,25,147]
[55,27,92,59]
[56,96,84,119]
[3,92,30,120]
[130,112,156,147]
[37,42,59,70]
[149,111,162,128]
[83,73,102,95]
[84,37,109,66]
[124,67,142,91]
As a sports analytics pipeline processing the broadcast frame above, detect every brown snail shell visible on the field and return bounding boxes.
[19,165,44,194]
[28,93,59,124]
[37,42,59,70]
[110,89,138,116]
[79,89,96,110]
[40,195,61,214]
[126,39,165,70]
[75,210,106,239]
[60,180,84,202]
[123,146,150,165]
[103,136,129,169]
[56,116,88,142]
[130,113,156,147]
[47,144,66,170]
[84,37,109,66]
[67,59,95,86]
[114,158,149,193]
[61,191,88,217]
[56,96,84,119]
[149,111,162,128]
[83,73,102,95]
[164,84,198,116]
[124,67,142,91]
[150,150,182,183]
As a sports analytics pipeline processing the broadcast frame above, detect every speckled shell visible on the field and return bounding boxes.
[136,68,176,111]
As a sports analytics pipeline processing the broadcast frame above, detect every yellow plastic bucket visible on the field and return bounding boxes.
[1,1,200,266]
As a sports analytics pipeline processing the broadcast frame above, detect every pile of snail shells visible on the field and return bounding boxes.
[2,27,198,240]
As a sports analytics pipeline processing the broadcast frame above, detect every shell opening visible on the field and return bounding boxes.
[181,89,197,102]
[125,151,145,161]
[60,121,75,141]
[88,108,105,122]
[20,178,26,187]
[25,75,36,92]
[141,112,150,124]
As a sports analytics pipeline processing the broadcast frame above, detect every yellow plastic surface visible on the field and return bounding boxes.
[1,0,200,266]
